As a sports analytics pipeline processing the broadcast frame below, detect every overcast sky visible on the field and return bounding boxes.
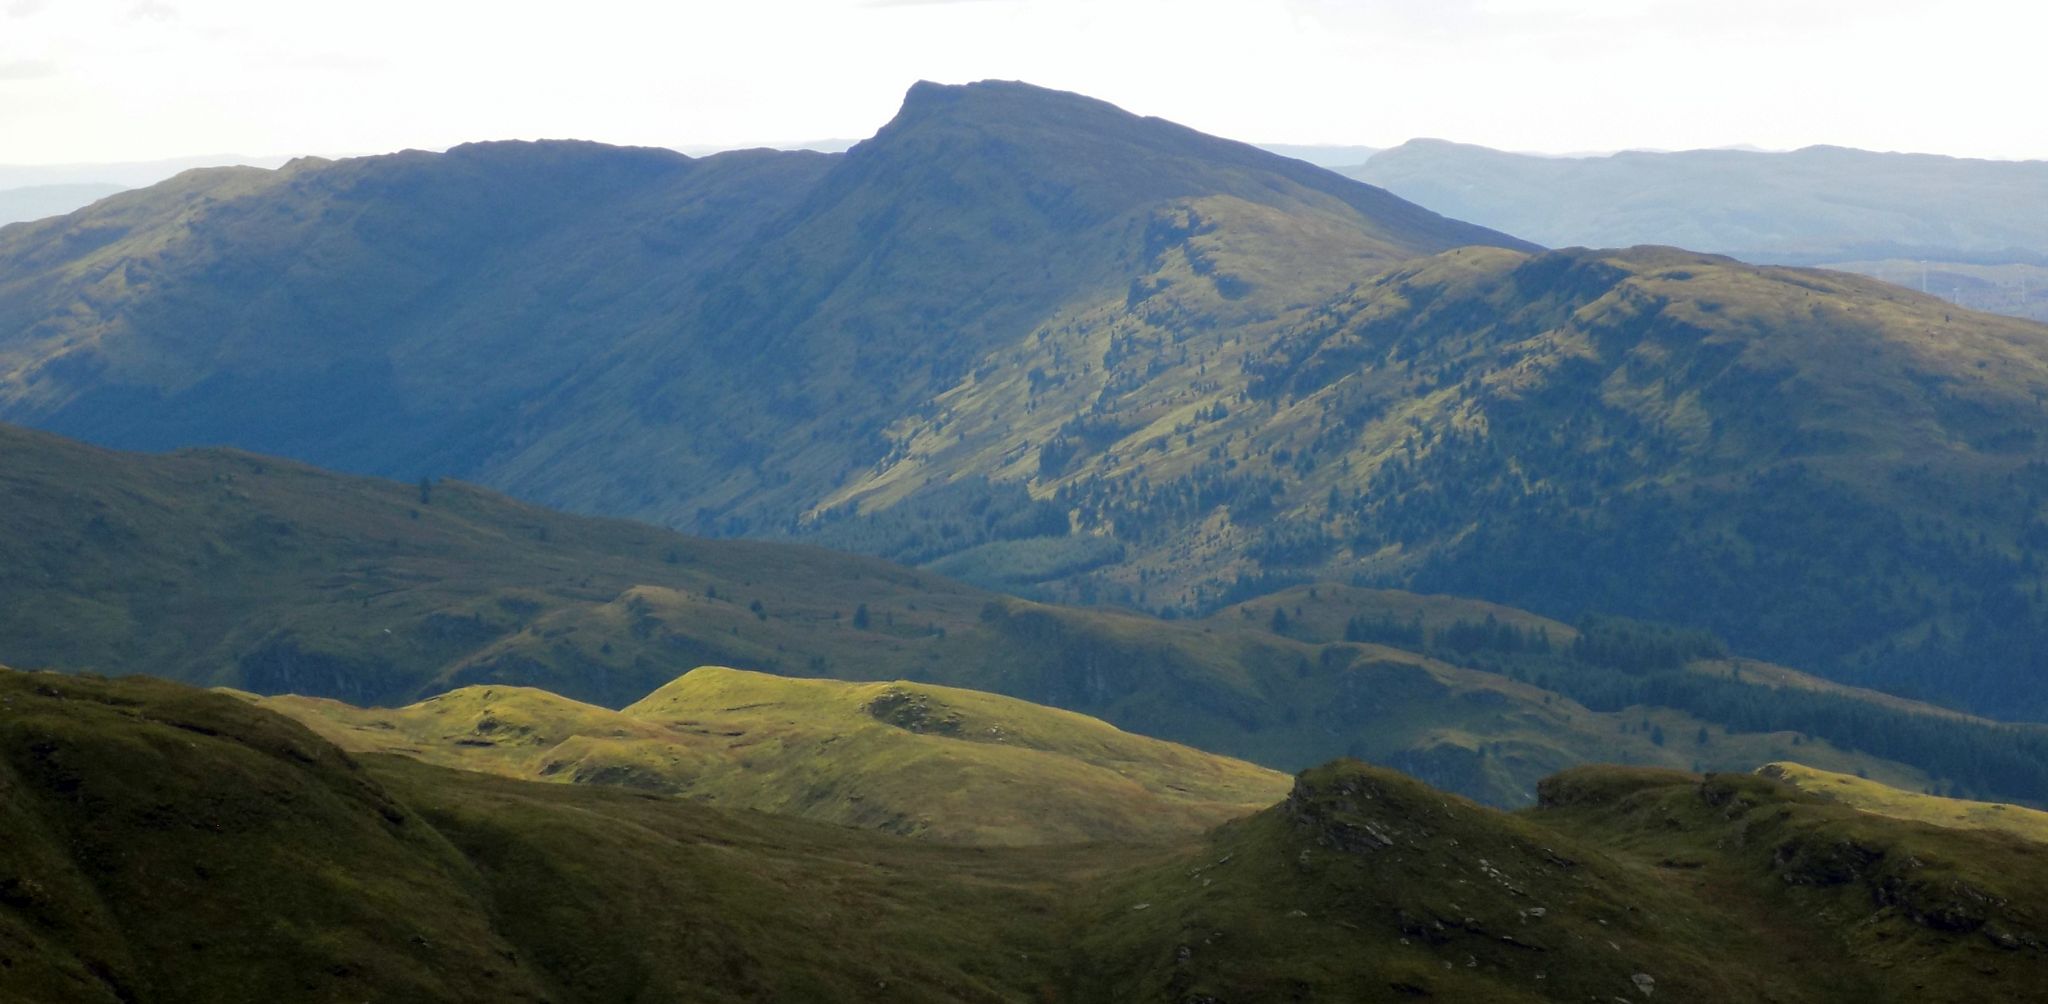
[3,0,2042,165]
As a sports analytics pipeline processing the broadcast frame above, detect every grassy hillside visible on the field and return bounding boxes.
[817,244,2048,718]
[1760,762,2048,844]
[255,665,1291,845]
[10,420,2048,808]
[4,667,2045,1002]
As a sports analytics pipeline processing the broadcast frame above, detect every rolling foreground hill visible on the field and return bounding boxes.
[3,82,2046,721]
[4,667,2046,1002]
[7,420,2048,808]
[253,665,1291,845]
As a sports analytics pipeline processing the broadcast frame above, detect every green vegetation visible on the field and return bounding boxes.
[1253,585,2048,806]
[4,81,2046,726]
[5,667,2044,1002]
[1760,762,2048,844]
[256,665,1291,845]
[9,421,2048,808]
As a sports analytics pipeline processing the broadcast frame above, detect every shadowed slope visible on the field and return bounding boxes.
[0,81,1523,531]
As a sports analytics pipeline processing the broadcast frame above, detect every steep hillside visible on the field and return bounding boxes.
[5,668,2044,1003]
[8,421,2048,808]
[255,665,1292,845]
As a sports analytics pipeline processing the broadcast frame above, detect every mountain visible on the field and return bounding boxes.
[8,421,2048,809]
[5,666,2045,1002]
[0,184,126,226]
[0,80,1521,524]
[6,81,2048,724]
[252,665,1292,845]
[1343,140,2048,321]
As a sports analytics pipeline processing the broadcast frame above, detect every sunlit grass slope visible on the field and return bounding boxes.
[1760,762,2048,844]
[258,665,1291,845]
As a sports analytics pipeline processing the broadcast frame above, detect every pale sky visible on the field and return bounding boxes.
[3,0,2043,165]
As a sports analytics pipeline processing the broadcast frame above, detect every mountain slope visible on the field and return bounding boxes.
[6,668,2045,1003]
[255,665,1292,845]
[0,140,835,478]
[833,244,2048,715]
[7,420,2048,808]
[0,80,1524,530]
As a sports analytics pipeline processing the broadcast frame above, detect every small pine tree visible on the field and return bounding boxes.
[1650,725,1666,747]
[853,603,871,630]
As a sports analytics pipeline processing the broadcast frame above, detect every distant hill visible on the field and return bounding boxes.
[0,184,126,226]
[1345,139,2048,265]
[0,154,292,190]
[254,665,1292,845]
[5,668,2045,1002]
[1344,139,2048,321]
[9,421,2048,808]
